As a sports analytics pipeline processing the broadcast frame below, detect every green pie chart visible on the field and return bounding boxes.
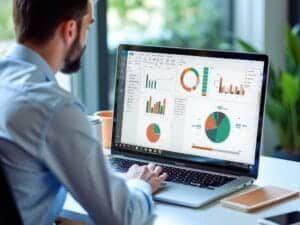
[205,112,230,143]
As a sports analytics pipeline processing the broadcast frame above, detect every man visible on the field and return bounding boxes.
[0,1,167,225]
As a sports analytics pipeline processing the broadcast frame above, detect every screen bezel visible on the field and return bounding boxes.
[111,44,269,178]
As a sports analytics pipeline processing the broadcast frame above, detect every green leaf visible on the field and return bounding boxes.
[237,25,300,152]
[236,39,258,53]
[266,96,286,125]
[280,72,299,107]
[286,25,300,71]
[236,38,279,95]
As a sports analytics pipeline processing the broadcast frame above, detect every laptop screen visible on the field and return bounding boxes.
[113,45,268,172]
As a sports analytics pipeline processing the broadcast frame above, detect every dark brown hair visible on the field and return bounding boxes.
[13,0,89,44]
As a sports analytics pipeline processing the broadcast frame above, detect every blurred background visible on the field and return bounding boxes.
[0,0,299,161]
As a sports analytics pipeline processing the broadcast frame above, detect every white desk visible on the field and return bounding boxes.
[63,156,300,225]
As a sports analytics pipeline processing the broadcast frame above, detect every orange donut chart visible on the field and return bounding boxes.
[180,67,200,92]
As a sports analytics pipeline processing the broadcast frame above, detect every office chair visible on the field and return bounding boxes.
[0,161,23,225]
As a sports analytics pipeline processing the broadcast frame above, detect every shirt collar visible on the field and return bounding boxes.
[6,43,56,82]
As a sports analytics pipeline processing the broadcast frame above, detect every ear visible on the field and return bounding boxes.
[60,20,78,46]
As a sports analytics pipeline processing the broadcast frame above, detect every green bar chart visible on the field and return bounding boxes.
[145,74,157,89]
[202,67,209,96]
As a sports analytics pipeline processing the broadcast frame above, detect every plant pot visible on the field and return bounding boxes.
[272,146,300,162]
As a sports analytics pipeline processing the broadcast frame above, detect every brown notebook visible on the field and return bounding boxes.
[221,186,299,212]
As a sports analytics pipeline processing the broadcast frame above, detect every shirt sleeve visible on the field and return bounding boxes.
[41,103,154,225]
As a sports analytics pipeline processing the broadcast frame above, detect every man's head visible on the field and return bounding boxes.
[13,0,95,73]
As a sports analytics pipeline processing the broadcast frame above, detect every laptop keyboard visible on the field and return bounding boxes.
[110,158,236,190]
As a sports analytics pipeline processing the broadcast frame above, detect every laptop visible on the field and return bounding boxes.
[110,44,269,208]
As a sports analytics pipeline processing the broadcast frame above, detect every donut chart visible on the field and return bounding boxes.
[180,67,200,92]
[146,123,161,143]
[205,112,230,143]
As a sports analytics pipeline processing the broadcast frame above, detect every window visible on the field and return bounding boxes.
[0,0,71,92]
[0,0,14,56]
[106,0,234,107]
[0,0,235,109]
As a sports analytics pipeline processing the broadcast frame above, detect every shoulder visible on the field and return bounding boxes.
[0,58,87,140]
[0,56,89,156]
[0,56,86,115]
[0,56,37,82]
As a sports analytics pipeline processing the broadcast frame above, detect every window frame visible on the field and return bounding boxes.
[72,0,110,114]
[75,0,288,116]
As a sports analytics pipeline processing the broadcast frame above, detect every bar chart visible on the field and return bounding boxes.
[218,77,246,96]
[146,96,166,115]
[201,67,209,96]
[145,74,157,89]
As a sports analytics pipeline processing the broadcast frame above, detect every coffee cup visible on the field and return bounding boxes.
[94,110,113,149]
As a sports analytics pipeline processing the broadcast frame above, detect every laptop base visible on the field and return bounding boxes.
[154,177,253,208]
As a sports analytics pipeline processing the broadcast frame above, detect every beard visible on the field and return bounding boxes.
[61,34,86,74]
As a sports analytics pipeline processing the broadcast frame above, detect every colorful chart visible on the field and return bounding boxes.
[201,67,209,96]
[145,74,157,89]
[146,123,161,143]
[218,77,246,96]
[146,96,166,115]
[205,112,230,143]
[180,67,200,92]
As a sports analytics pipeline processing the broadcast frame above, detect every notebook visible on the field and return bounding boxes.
[221,186,299,212]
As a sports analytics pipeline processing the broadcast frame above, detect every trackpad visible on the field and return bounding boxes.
[154,182,214,208]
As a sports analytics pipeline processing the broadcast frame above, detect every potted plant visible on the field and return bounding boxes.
[238,24,300,161]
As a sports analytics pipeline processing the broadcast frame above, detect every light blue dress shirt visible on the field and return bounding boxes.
[0,44,153,225]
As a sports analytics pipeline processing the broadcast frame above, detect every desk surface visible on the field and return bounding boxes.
[63,156,300,225]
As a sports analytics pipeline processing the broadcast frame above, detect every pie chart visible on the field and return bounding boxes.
[205,112,230,143]
[146,123,161,143]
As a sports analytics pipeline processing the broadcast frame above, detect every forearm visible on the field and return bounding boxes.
[42,104,153,225]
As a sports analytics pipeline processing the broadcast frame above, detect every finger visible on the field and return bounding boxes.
[150,172,167,186]
[153,166,162,176]
[146,169,160,181]
[150,176,166,194]
[147,163,155,170]
[157,172,168,181]
[129,164,139,170]
[127,164,138,174]
[141,165,148,174]
[141,166,152,180]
